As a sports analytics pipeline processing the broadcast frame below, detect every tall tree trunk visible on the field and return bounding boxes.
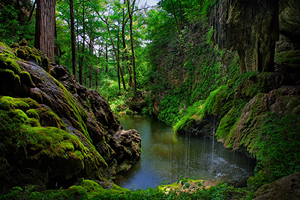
[54,21,60,64]
[122,7,133,87]
[89,39,94,88]
[105,23,126,91]
[96,48,101,90]
[170,0,180,34]
[28,0,36,22]
[127,0,136,92]
[105,43,108,73]
[79,0,85,85]
[35,0,56,63]
[117,27,121,94]
[70,0,77,79]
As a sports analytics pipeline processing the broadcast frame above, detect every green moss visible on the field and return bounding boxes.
[21,98,40,108]
[20,71,34,87]
[0,96,30,112]
[0,68,20,83]
[275,50,300,66]
[11,109,28,123]
[0,107,106,182]
[26,109,40,120]
[25,118,40,127]
[36,107,67,130]
[57,81,91,142]
[216,107,241,141]
[174,85,226,132]
[0,54,21,75]
[68,179,106,198]
[14,46,50,72]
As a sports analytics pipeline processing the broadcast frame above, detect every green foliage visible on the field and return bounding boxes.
[253,113,300,181]
[0,3,35,45]
[157,94,185,125]
[174,85,226,132]
[0,177,252,200]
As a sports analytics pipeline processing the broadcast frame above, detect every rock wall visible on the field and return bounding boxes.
[209,0,279,73]
[0,41,141,193]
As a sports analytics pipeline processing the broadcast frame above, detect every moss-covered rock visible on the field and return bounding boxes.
[26,109,40,120]
[275,50,300,68]
[0,54,21,75]
[253,172,300,200]
[0,41,142,194]
[216,85,300,155]
[0,108,107,191]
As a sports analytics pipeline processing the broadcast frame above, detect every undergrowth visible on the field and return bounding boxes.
[248,113,300,189]
[0,178,252,200]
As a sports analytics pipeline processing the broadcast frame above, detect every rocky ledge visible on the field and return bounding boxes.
[0,41,141,193]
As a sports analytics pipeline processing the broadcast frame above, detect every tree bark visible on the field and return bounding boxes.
[105,22,127,91]
[70,0,77,79]
[117,27,121,94]
[105,43,108,73]
[54,21,60,64]
[28,0,36,22]
[122,7,133,87]
[35,0,56,63]
[127,0,137,92]
[170,0,180,34]
[79,0,85,85]
[89,38,94,88]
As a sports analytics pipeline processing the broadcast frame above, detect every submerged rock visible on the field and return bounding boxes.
[0,41,141,193]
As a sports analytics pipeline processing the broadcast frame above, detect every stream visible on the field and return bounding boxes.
[115,115,256,189]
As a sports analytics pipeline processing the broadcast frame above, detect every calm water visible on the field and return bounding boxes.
[115,115,256,189]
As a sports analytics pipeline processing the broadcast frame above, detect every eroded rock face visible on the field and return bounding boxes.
[219,84,300,154]
[253,172,300,200]
[177,115,219,139]
[209,0,279,73]
[0,41,141,192]
[278,0,300,49]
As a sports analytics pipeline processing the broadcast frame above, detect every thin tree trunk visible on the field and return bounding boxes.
[117,27,121,94]
[79,0,85,85]
[122,7,133,87]
[170,0,180,34]
[70,0,77,79]
[35,0,56,63]
[96,48,101,90]
[89,38,94,88]
[127,0,136,92]
[28,0,36,22]
[105,43,108,73]
[105,23,126,91]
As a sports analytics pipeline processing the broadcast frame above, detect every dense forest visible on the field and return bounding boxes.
[0,0,300,199]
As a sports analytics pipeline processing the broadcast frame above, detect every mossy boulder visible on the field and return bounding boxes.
[253,172,300,200]
[0,54,21,75]
[0,42,141,194]
[0,108,106,191]
[0,44,36,97]
[127,90,148,113]
[216,85,300,155]
[275,50,300,68]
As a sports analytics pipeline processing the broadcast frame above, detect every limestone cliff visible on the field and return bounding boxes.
[0,41,141,193]
[209,0,300,73]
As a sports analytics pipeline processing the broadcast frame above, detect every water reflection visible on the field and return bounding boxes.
[115,115,256,189]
